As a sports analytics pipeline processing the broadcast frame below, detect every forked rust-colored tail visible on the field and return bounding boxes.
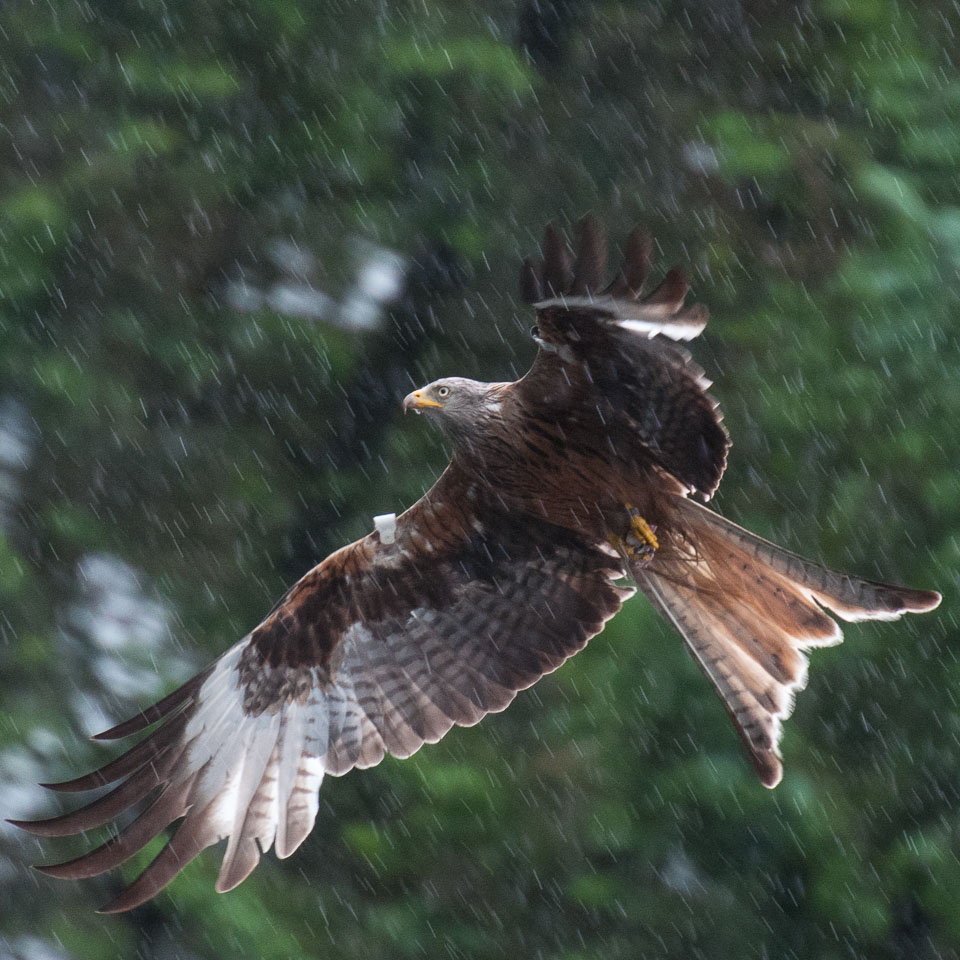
[637,498,940,787]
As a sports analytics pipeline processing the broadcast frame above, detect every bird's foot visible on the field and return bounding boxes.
[609,505,658,567]
[626,505,659,552]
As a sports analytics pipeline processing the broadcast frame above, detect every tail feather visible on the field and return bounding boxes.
[682,499,941,620]
[637,498,941,787]
[639,571,790,787]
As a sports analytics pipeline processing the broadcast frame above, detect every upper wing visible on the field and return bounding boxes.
[14,462,633,913]
[517,217,729,498]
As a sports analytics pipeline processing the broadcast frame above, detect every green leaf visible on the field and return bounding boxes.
[706,112,792,179]
[386,37,533,93]
[856,164,930,224]
[565,871,621,910]
[1,186,67,234]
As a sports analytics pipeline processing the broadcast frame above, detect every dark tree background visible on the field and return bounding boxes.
[2,1,958,957]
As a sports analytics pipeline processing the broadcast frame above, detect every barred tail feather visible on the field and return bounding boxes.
[681,499,941,621]
[637,498,941,787]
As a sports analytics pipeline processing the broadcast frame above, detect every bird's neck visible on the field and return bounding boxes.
[445,383,511,460]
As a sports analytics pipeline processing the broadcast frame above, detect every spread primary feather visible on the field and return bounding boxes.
[13,217,941,913]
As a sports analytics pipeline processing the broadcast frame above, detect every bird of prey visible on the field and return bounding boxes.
[13,218,941,913]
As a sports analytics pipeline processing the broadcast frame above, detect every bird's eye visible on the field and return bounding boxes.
[437,385,450,399]
[530,324,540,340]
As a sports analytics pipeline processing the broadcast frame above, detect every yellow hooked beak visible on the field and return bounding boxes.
[402,389,443,413]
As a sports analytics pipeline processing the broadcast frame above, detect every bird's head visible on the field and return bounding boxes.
[402,377,504,449]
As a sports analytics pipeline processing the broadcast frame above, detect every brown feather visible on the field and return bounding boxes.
[35,772,200,880]
[623,228,653,294]
[605,228,652,298]
[92,669,211,741]
[520,257,542,304]
[15,218,941,913]
[12,746,181,837]
[638,497,940,787]
[40,714,190,792]
[571,216,606,294]
[641,267,690,315]
[541,223,573,296]
[98,788,222,913]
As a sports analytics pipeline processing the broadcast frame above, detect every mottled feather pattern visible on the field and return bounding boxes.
[14,217,940,912]
[18,468,632,911]
[593,332,727,497]
[520,217,728,497]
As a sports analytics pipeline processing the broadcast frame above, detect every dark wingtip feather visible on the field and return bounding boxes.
[541,223,573,296]
[40,774,112,793]
[96,810,219,914]
[92,669,210,741]
[40,717,187,793]
[14,755,176,838]
[13,809,101,839]
[900,588,942,613]
[30,774,199,884]
[33,838,137,882]
[97,882,158,915]
[34,859,92,880]
[623,228,652,294]
[605,229,653,298]
[520,257,542,304]
[571,215,606,295]
[96,897,139,916]
[93,719,145,742]
[7,818,40,833]
[643,267,690,311]
[528,221,690,313]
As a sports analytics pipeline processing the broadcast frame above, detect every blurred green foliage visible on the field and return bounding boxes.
[1,0,958,958]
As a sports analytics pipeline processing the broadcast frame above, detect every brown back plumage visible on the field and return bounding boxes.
[519,216,728,497]
[11,216,942,914]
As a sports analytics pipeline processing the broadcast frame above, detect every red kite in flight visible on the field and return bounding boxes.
[14,218,940,912]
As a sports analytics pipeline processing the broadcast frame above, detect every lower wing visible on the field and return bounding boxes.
[12,467,633,912]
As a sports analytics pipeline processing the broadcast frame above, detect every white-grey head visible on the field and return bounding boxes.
[402,377,506,451]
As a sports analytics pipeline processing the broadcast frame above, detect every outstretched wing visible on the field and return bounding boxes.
[518,217,729,498]
[13,462,633,913]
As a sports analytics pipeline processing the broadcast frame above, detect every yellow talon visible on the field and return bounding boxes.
[627,505,659,552]
[609,505,658,566]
